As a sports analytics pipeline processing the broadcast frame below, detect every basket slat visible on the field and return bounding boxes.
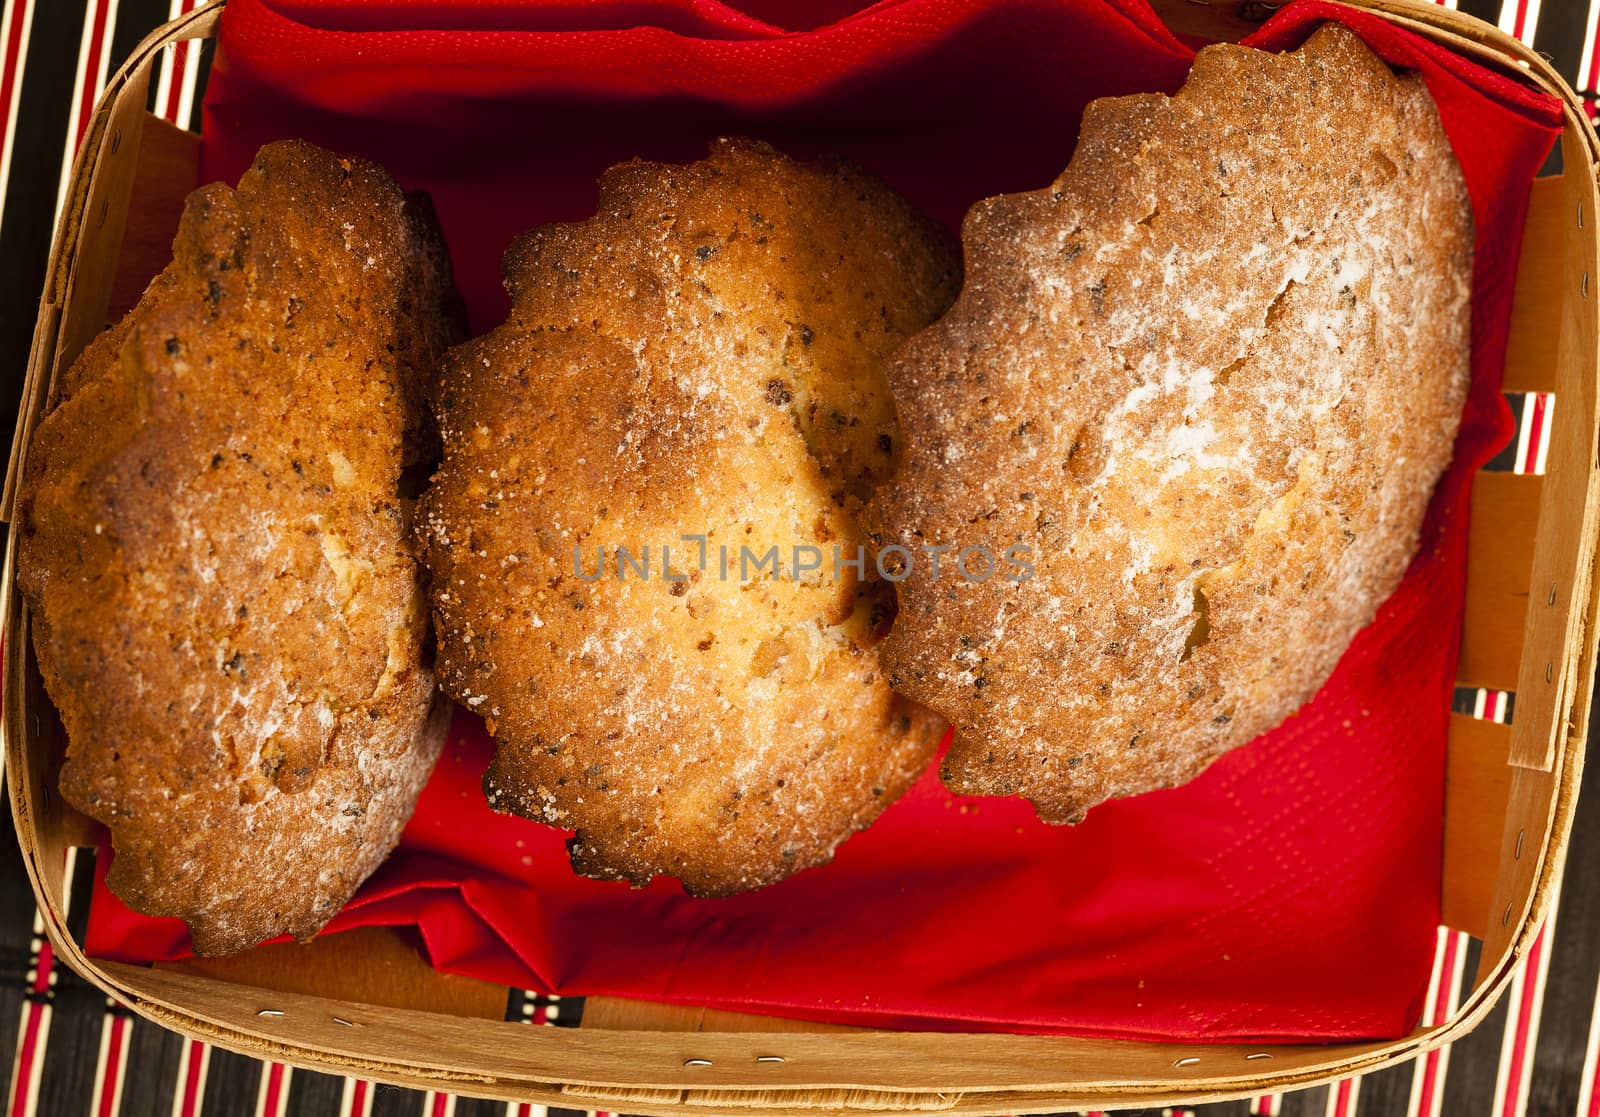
[1442,714,1514,937]
[1459,471,1542,692]
[105,115,197,323]
[581,996,866,1041]
[92,961,1417,1098]
[1506,124,1600,773]
[159,926,508,1021]
[1505,176,1567,395]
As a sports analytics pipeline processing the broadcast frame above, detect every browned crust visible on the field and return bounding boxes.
[868,26,1474,822]
[417,137,958,895]
[16,140,464,954]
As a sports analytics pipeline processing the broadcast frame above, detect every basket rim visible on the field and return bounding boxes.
[2,0,1594,1110]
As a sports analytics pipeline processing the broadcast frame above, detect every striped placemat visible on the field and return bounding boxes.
[0,1,1594,1113]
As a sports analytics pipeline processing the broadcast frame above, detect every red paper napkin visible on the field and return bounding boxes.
[83,0,1562,1041]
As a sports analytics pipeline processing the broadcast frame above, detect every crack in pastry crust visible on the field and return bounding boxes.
[868,26,1473,823]
[417,138,958,895]
[16,140,463,954]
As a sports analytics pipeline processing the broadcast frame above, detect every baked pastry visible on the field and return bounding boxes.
[17,140,463,954]
[868,25,1473,822]
[417,137,957,895]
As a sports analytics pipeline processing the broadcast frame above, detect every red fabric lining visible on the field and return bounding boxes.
[82,0,1562,1041]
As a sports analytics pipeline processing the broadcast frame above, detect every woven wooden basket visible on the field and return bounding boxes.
[3,0,1596,1110]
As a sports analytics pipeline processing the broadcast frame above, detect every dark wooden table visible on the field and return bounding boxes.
[2,0,1597,1113]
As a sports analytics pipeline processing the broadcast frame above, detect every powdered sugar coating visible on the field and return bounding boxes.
[17,141,462,954]
[868,26,1473,822]
[417,138,957,895]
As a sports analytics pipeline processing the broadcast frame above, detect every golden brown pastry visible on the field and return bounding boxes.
[417,137,957,895]
[868,25,1473,822]
[17,140,463,954]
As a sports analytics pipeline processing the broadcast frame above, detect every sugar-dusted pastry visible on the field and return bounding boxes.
[17,140,463,954]
[869,25,1473,822]
[417,138,957,895]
